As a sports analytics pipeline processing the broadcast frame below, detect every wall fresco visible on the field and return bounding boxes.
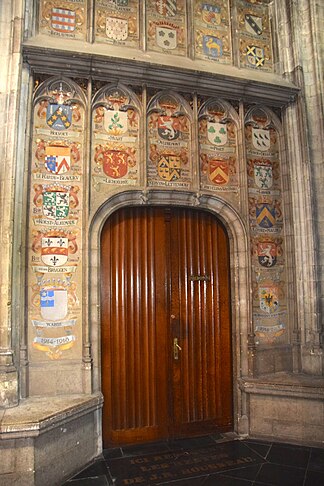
[91,84,141,192]
[37,1,276,74]
[235,0,273,72]
[146,0,187,56]
[29,78,85,360]
[95,0,140,47]
[246,107,287,345]
[147,92,192,189]
[27,77,290,353]
[198,99,238,204]
[194,0,231,64]
[39,0,87,40]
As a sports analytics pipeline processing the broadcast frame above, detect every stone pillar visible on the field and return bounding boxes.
[0,0,25,407]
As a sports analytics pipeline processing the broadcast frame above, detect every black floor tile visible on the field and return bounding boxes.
[103,447,123,460]
[122,441,171,457]
[66,476,110,486]
[255,462,306,486]
[106,440,264,485]
[243,440,271,459]
[304,469,324,486]
[168,435,217,450]
[157,475,206,485]
[202,474,253,485]
[72,459,109,480]
[219,464,262,481]
[308,447,324,473]
[266,443,310,469]
[66,440,324,486]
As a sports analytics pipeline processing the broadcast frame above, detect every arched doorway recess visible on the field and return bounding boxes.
[102,205,232,446]
[89,190,251,447]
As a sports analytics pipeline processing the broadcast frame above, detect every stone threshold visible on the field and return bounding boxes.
[0,392,103,440]
[239,373,324,400]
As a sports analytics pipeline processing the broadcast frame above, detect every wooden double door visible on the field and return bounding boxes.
[101,207,233,447]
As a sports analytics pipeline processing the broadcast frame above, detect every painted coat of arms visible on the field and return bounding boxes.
[158,154,181,181]
[94,144,136,179]
[249,197,282,230]
[207,121,227,145]
[208,159,229,186]
[254,160,273,189]
[40,287,68,321]
[155,0,177,17]
[104,109,128,135]
[247,45,265,67]
[51,8,76,33]
[102,150,129,178]
[156,23,177,49]
[106,17,128,41]
[252,128,271,151]
[45,146,71,175]
[257,240,278,267]
[158,116,180,140]
[256,202,276,228]
[41,237,69,267]
[202,4,221,25]
[259,286,279,314]
[43,190,70,219]
[32,229,78,264]
[46,104,72,130]
[203,36,223,58]
[245,14,262,36]
[33,184,79,220]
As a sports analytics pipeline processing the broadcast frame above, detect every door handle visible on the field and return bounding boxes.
[173,337,182,360]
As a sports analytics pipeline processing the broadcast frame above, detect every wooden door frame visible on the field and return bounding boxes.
[89,190,252,445]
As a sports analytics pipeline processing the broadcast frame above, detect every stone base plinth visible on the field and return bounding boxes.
[0,393,103,486]
[239,374,324,448]
[0,369,18,408]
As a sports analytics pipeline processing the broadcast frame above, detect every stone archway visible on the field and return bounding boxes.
[89,189,252,441]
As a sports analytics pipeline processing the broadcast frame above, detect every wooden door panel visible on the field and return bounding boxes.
[101,206,232,446]
[170,209,232,436]
[101,208,169,446]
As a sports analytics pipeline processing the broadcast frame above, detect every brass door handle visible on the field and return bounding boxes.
[173,337,182,360]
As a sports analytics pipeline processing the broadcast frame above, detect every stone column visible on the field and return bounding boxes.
[0,0,25,407]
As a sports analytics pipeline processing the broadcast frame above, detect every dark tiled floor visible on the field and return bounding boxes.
[64,435,324,486]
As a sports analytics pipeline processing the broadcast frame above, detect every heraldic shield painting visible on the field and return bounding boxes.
[236,0,273,72]
[27,74,289,358]
[194,0,232,64]
[38,1,274,72]
[29,77,86,360]
[91,83,141,194]
[146,0,187,56]
[147,92,192,189]
[246,107,287,345]
[39,0,87,40]
[198,98,239,205]
[95,0,140,48]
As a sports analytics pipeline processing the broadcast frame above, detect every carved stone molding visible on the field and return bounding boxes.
[22,44,299,107]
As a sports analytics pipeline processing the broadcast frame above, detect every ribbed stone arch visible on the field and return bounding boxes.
[88,189,251,436]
